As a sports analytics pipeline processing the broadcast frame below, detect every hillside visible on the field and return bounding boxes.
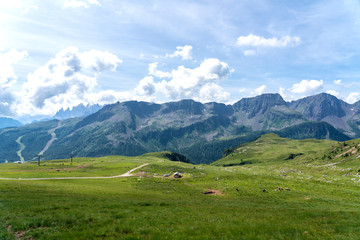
[2,144,360,239]
[212,133,360,168]
[212,133,336,166]
[0,92,358,164]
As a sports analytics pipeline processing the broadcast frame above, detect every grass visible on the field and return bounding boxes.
[1,137,360,239]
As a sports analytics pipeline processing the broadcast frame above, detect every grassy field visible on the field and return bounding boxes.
[1,137,360,239]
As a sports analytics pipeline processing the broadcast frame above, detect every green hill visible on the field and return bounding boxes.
[0,93,357,164]
[212,133,339,166]
[2,142,360,239]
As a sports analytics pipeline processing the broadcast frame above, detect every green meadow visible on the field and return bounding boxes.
[1,135,360,239]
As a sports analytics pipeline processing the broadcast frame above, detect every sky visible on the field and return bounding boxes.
[1,0,360,120]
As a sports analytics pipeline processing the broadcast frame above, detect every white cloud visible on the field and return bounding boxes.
[0,49,28,88]
[279,87,289,100]
[198,83,230,102]
[161,58,230,100]
[0,90,15,116]
[278,87,299,101]
[290,79,323,94]
[236,34,301,48]
[346,92,360,104]
[15,47,121,116]
[332,79,356,88]
[252,85,267,95]
[0,49,27,117]
[134,76,156,97]
[238,88,246,93]
[326,90,339,97]
[85,90,133,105]
[166,45,193,60]
[334,79,343,85]
[148,62,172,78]
[134,58,231,103]
[243,49,256,56]
[63,0,101,9]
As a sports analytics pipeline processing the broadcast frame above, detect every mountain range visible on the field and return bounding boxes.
[0,92,359,164]
[0,117,22,129]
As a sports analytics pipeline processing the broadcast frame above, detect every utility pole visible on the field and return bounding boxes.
[70,153,74,165]
[36,154,42,166]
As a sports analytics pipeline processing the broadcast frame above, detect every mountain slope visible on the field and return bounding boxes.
[289,93,360,136]
[233,93,305,130]
[212,133,336,166]
[0,117,22,129]
[0,93,359,164]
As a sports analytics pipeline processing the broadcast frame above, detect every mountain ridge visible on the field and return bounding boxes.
[0,92,358,164]
[0,117,22,129]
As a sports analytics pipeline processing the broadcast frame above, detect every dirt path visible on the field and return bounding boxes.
[39,120,62,155]
[15,136,25,163]
[0,163,149,181]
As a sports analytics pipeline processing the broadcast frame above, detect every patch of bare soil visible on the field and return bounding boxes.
[7,225,29,240]
[69,164,89,170]
[14,230,28,240]
[335,147,356,158]
[134,171,152,178]
[203,189,224,196]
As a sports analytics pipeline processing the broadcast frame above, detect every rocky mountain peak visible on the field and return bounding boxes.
[233,93,287,118]
[289,93,348,120]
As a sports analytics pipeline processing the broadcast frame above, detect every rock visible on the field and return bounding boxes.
[163,174,170,177]
[173,172,182,178]
[285,188,290,191]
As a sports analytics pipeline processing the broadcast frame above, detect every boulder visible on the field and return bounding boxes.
[173,172,182,178]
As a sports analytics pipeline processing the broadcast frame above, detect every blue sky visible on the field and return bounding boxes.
[1,0,360,119]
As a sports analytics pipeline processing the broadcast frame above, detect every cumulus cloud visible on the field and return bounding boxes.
[236,34,301,48]
[85,90,133,105]
[334,79,343,86]
[0,49,28,88]
[134,76,156,97]
[0,90,16,116]
[290,79,323,94]
[252,85,267,95]
[166,45,193,60]
[161,58,230,100]
[0,49,27,116]
[346,92,360,104]
[148,62,172,78]
[278,87,290,100]
[198,83,230,102]
[15,47,122,115]
[135,58,231,102]
[63,0,101,8]
[326,90,339,97]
